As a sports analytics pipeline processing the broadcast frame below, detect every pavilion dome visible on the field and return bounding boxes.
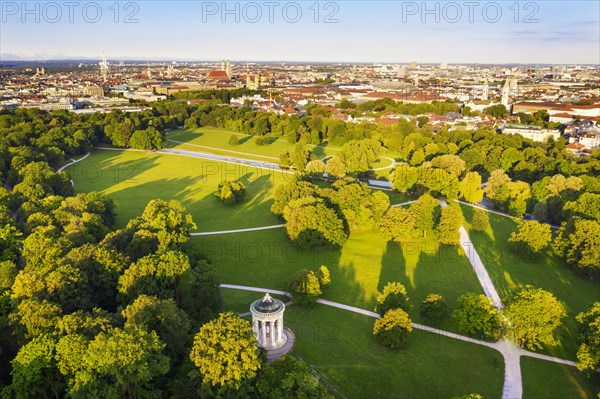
[252,293,284,314]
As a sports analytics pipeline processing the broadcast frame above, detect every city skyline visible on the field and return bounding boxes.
[1,1,599,64]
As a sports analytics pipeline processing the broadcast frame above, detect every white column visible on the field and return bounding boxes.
[278,317,283,343]
[261,320,266,346]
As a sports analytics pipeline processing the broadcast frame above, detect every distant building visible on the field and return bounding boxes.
[566,142,585,155]
[502,125,560,142]
[99,54,110,82]
[243,72,271,90]
[579,130,600,149]
[207,70,230,81]
[549,113,575,124]
[22,98,76,111]
[84,85,104,97]
[482,79,489,101]
[512,102,558,114]
[207,60,232,81]
[124,91,167,102]
[513,102,600,119]
[70,106,149,114]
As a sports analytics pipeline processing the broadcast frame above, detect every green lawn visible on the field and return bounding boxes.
[167,127,343,161]
[194,227,484,330]
[220,288,288,315]
[69,148,587,396]
[286,305,504,399]
[218,289,505,398]
[69,149,288,230]
[521,357,600,399]
[167,127,398,178]
[460,203,600,359]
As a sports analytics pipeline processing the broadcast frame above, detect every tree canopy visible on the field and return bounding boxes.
[189,312,261,389]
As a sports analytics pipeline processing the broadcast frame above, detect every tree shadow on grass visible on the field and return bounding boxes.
[310,143,329,159]
[72,155,161,194]
[189,171,280,231]
[103,174,208,227]
[238,135,253,145]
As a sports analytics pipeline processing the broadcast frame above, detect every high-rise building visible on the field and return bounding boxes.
[99,54,109,82]
[221,60,232,77]
[482,79,489,101]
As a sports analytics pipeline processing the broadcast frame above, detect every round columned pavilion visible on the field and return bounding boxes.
[250,293,288,350]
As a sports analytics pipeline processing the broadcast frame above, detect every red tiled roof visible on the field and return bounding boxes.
[566,142,585,150]
[207,70,230,80]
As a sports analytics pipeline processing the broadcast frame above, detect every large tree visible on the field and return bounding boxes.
[324,156,346,179]
[459,172,484,204]
[437,206,463,245]
[410,194,439,237]
[373,308,413,348]
[126,200,196,253]
[122,295,191,361]
[431,155,466,177]
[271,180,317,216]
[68,326,170,398]
[378,207,416,242]
[504,286,566,350]
[554,219,600,276]
[118,250,191,303]
[508,221,552,256]
[290,142,310,171]
[452,293,502,340]
[340,138,382,174]
[391,164,418,193]
[283,197,348,249]
[256,355,333,398]
[4,334,63,399]
[470,208,490,232]
[214,180,246,206]
[304,160,325,178]
[376,282,409,314]
[189,312,261,389]
[575,302,600,372]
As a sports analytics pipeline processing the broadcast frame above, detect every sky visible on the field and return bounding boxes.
[1,0,599,64]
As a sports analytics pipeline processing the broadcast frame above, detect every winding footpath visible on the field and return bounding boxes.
[220,283,577,399]
[190,224,285,236]
[56,152,91,173]
[62,148,580,398]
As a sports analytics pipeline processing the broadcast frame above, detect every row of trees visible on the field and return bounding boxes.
[452,287,567,350]
[378,194,464,245]
[272,178,390,249]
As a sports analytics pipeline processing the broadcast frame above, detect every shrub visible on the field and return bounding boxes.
[228,134,240,145]
[373,308,413,348]
[420,294,448,324]
[376,282,409,314]
[215,180,246,205]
